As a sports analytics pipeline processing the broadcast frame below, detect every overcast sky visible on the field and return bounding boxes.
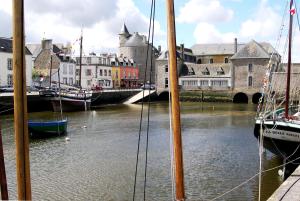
[1,0,299,61]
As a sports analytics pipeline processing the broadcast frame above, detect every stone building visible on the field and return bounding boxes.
[27,39,76,87]
[0,37,33,87]
[156,38,280,103]
[119,23,158,84]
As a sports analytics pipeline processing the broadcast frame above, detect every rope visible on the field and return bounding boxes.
[132,0,155,200]
[209,154,300,201]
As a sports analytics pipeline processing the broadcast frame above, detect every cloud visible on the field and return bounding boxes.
[0,0,165,55]
[193,22,236,43]
[0,10,12,37]
[177,0,234,24]
[239,1,282,39]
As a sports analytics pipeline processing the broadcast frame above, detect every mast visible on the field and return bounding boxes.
[166,0,185,200]
[285,0,294,119]
[49,53,52,87]
[12,0,32,199]
[79,30,83,89]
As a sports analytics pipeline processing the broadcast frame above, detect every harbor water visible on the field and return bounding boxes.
[1,102,282,200]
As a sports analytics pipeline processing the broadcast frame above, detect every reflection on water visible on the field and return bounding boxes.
[0,102,282,200]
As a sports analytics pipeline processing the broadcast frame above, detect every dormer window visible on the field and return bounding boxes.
[188,67,195,75]
[224,58,228,63]
[217,67,225,75]
[248,63,253,72]
[202,67,210,75]
[210,58,214,64]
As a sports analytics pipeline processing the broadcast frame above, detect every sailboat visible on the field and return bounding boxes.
[29,66,68,138]
[48,32,92,112]
[254,0,300,158]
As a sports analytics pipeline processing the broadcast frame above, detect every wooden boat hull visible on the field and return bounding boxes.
[28,119,68,138]
[254,119,300,157]
[51,97,91,112]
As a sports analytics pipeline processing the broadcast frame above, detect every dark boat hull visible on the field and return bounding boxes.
[28,119,68,138]
[254,120,300,158]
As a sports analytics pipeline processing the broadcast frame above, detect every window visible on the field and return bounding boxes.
[210,58,214,64]
[217,68,225,75]
[165,78,168,88]
[248,64,253,72]
[199,80,209,86]
[87,57,91,64]
[115,71,118,79]
[63,77,68,84]
[76,58,80,64]
[182,80,197,86]
[248,76,253,87]
[103,58,107,65]
[197,59,202,64]
[104,70,107,76]
[225,58,228,63]
[165,65,168,73]
[63,64,67,74]
[87,80,91,86]
[109,70,111,76]
[211,80,228,87]
[99,58,102,64]
[202,68,210,75]
[7,74,13,86]
[69,78,73,85]
[76,69,80,76]
[86,69,92,76]
[100,69,103,76]
[7,58,13,70]
[69,65,73,74]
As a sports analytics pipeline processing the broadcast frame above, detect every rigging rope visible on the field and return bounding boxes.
[132,0,156,200]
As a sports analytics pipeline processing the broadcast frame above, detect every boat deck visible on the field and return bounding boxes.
[268,165,300,200]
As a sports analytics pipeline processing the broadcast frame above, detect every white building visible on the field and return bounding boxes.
[75,53,113,89]
[0,37,33,87]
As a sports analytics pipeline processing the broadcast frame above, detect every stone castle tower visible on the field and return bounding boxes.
[119,23,156,83]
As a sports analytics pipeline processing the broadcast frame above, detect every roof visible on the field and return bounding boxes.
[0,37,32,55]
[26,44,42,58]
[120,23,130,35]
[231,40,270,60]
[124,33,147,47]
[191,43,244,56]
[183,63,231,77]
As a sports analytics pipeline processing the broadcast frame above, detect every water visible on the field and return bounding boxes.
[0,102,283,200]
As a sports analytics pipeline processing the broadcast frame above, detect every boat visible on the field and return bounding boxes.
[28,119,67,138]
[254,0,300,158]
[50,90,92,112]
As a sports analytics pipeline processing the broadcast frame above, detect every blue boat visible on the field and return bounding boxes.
[28,119,68,138]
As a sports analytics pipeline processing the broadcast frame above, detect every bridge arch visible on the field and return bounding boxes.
[233,92,248,103]
[252,92,263,104]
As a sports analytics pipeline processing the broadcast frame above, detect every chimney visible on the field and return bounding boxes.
[42,39,53,50]
[234,38,237,53]
[180,44,184,62]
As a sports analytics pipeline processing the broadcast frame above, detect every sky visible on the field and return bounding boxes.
[0,0,299,61]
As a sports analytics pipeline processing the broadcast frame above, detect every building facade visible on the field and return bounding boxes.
[0,37,33,87]
[119,23,158,84]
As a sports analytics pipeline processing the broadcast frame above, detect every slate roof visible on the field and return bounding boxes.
[191,43,244,56]
[0,37,32,55]
[231,40,270,60]
[120,23,130,35]
[184,63,231,77]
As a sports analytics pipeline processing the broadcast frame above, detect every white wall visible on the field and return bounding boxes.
[0,52,33,86]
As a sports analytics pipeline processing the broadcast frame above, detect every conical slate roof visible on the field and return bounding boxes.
[120,23,130,35]
[231,40,270,59]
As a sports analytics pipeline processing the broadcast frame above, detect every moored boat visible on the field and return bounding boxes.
[28,119,67,138]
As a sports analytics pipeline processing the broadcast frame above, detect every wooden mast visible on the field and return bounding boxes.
[49,53,52,87]
[0,121,9,200]
[285,0,294,119]
[12,0,32,199]
[166,0,185,200]
[79,30,83,89]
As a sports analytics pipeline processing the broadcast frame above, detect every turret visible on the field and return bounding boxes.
[119,23,131,47]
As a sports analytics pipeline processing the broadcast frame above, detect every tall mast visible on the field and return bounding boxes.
[79,30,83,89]
[49,52,52,87]
[285,0,294,119]
[12,0,32,199]
[166,0,185,200]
